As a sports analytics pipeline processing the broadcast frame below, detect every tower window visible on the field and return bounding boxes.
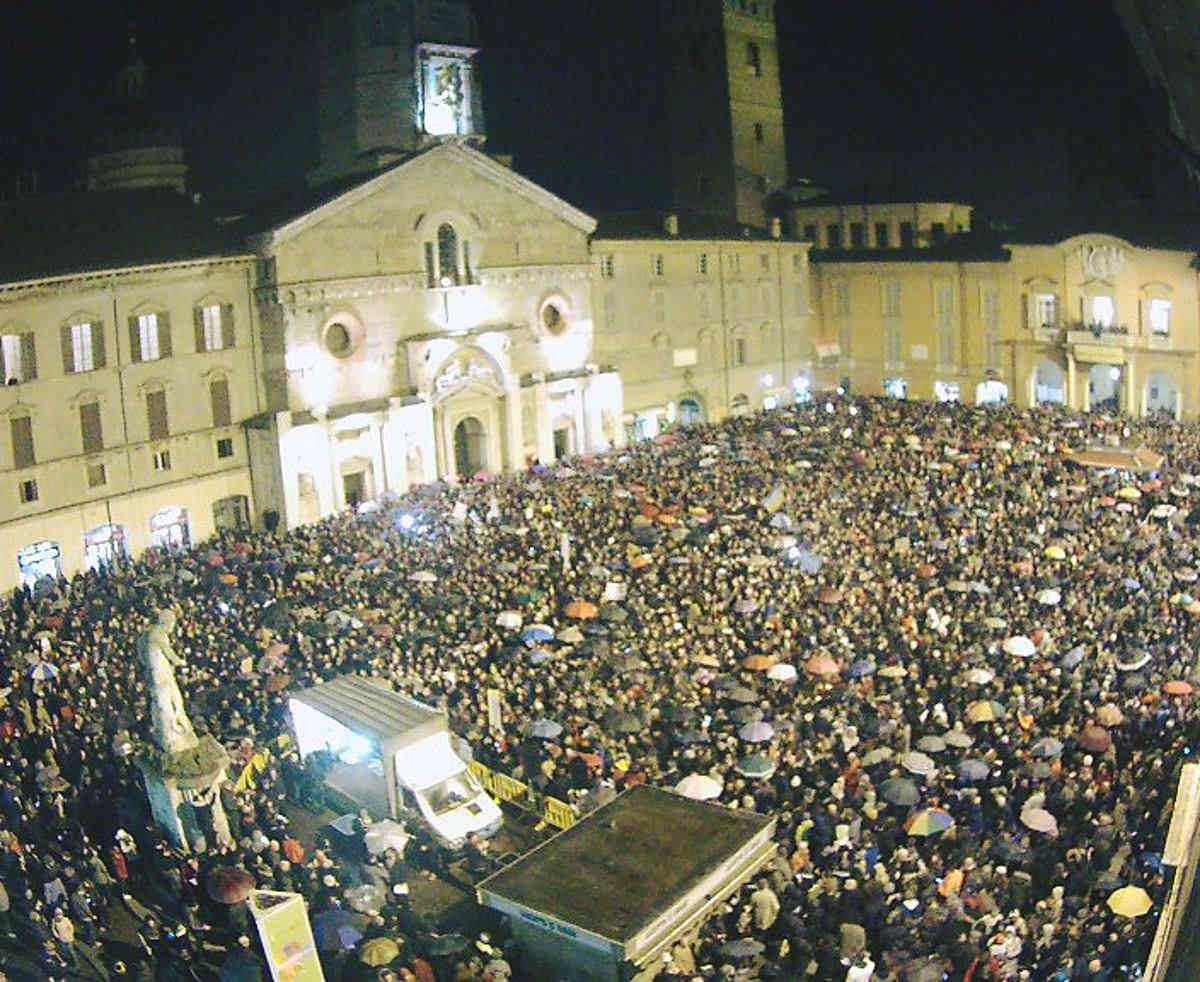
[875,222,890,248]
[746,42,761,76]
[899,222,915,248]
[931,222,946,244]
[826,225,843,249]
[437,224,460,286]
[850,223,866,248]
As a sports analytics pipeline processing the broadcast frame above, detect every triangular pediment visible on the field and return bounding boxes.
[264,142,596,247]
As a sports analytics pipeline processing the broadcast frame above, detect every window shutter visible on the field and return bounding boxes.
[92,321,106,368]
[193,307,206,353]
[129,316,142,363]
[147,390,169,440]
[157,311,172,358]
[80,402,103,454]
[20,333,36,381]
[210,379,231,428]
[61,325,75,374]
[10,416,34,469]
[222,303,235,348]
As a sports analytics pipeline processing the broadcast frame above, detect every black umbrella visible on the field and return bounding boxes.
[880,777,920,806]
[424,934,470,957]
[604,710,642,733]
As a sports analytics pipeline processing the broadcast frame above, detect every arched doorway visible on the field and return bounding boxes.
[17,541,60,588]
[84,524,127,570]
[149,507,190,551]
[678,398,705,426]
[454,417,487,476]
[1088,363,1122,413]
[1033,360,1065,405]
[1144,370,1179,418]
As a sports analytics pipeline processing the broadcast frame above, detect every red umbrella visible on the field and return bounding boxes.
[1165,680,1193,697]
[1078,724,1112,753]
[206,867,254,904]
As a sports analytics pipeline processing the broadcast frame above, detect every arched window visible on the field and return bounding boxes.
[437,224,459,286]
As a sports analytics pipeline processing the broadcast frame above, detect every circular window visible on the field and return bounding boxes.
[325,322,352,356]
[539,297,570,337]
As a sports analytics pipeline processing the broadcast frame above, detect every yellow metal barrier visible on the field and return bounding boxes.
[468,760,577,830]
[541,796,576,830]
[490,772,531,808]
[469,760,494,793]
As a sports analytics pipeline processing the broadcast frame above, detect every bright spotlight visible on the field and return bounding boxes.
[399,514,415,531]
[824,401,835,414]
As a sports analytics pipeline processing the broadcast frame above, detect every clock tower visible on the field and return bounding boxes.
[664,0,788,229]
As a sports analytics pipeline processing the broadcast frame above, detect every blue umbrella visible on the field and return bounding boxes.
[849,659,877,679]
[312,909,362,951]
[527,647,553,665]
[520,625,555,646]
[1062,646,1086,670]
[525,719,563,739]
[1123,577,1142,591]
[795,549,824,573]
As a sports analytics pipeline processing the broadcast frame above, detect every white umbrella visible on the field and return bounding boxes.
[766,663,798,681]
[675,774,723,800]
[1151,504,1177,519]
[1003,636,1036,658]
[409,570,438,583]
[901,751,936,776]
[363,819,411,858]
[964,668,994,685]
[1036,589,1061,606]
[1021,807,1059,835]
[496,610,522,629]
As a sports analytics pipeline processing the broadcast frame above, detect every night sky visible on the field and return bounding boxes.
[0,0,1191,228]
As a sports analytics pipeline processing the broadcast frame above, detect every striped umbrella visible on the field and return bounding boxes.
[905,808,955,837]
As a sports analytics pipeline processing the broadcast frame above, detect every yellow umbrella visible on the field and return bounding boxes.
[1043,545,1066,560]
[359,936,402,966]
[1107,885,1153,917]
[1116,486,1142,501]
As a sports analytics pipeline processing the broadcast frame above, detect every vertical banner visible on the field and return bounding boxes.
[247,890,325,982]
[487,688,504,735]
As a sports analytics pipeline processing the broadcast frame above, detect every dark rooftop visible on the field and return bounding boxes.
[0,188,249,284]
[810,233,1012,264]
[477,785,772,943]
[592,210,793,242]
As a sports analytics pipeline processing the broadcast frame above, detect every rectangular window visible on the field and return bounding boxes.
[652,254,664,277]
[850,223,865,248]
[79,402,103,454]
[803,225,817,244]
[70,323,96,372]
[931,222,947,243]
[697,253,708,275]
[0,332,35,383]
[754,122,764,144]
[733,337,747,366]
[210,379,232,428]
[152,449,171,472]
[882,280,901,318]
[875,222,890,248]
[146,390,169,441]
[138,313,161,361]
[86,463,106,488]
[600,254,614,279]
[746,41,761,76]
[885,323,903,364]
[899,222,915,248]
[826,225,843,249]
[795,283,806,317]
[1034,293,1058,329]
[216,437,234,459]
[18,479,37,503]
[1091,295,1115,327]
[10,416,33,469]
[759,253,770,272]
[203,305,224,351]
[834,281,851,317]
[1149,298,1171,335]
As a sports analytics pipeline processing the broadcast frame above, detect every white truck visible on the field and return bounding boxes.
[288,675,502,849]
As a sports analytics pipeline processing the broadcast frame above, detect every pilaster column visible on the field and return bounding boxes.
[1125,357,1137,418]
[533,380,554,464]
[503,385,523,472]
[1066,353,1077,411]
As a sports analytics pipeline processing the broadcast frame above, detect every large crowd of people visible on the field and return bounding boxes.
[0,395,1196,981]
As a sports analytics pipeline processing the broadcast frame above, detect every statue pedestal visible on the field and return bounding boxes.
[135,735,234,853]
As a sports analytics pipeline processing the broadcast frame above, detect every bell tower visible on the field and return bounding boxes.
[664,0,787,229]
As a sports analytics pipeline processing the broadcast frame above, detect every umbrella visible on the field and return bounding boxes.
[1165,680,1194,696]
[1003,636,1036,657]
[739,721,775,743]
[520,624,555,646]
[916,735,946,754]
[603,710,642,734]
[966,700,1006,723]
[1021,807,1059,835]
[676,774,723,800]
[1117,652,1152,672]
[206,867,254,904]
[1107,885,1153,918]
[878,664,908,679]
[346,883,387,913]
[1117,486,1142,500]
[1079,724,1112,753]
[690,652,721,668]
[600,603,628,622]
[984,616,1008,630]
[849,659,877,679]
[1062,646,1086,671]
[558,626,585,644]
[957,758,990,781]
[901,751,936,776]
[565,600,599,620]
[805,653,840,677]
[734,598,759,614]
[726,685,759,704]
[1036,588,1061,606]
[767,662,798,681]
[730,705,764,724]
[495,611,522,629]
[28,662,58,680]
[359,937,402,966]
[880,777,920,806]
[906,808,955,836]
[942,729,974,749]
[964,668,994,685]
[735,754,775,778]
[862,747,894,766]
[1031,737,1063,758]
[718,938,765,960]
[741,654,777,671]
[363,819,411,858]
[424,934,470,957]
[524,719,563,739]
[1044,545,1067,560]
[1096,704,1125,726]
[409,570,438,583]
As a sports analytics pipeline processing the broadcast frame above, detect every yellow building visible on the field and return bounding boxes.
[798,197,1199,416]
[591,213,811,436]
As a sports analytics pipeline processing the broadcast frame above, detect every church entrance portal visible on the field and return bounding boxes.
[454,417,487,477]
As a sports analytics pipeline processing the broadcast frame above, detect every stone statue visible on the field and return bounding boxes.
[137,609,199,754]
